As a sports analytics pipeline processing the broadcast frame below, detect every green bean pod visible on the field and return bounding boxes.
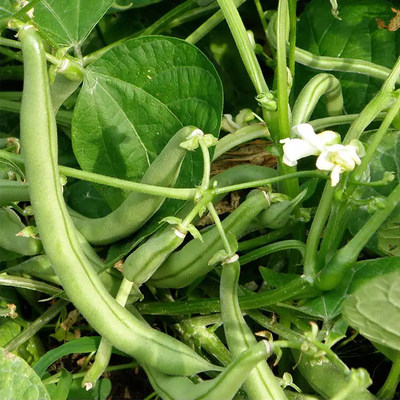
[143,341,271,400]
[0,207,42,256]
[0,179,30,205]
[255,189,307,230]
[291,350,375,400]
[70,126,192,245]
[221,259,287,400]
[18,25,215,376]
[150,190,271,288]
[123,225,186,285]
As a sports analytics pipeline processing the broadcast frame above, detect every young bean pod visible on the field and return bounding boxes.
[70,125,193,245]
[150,190,271,288]
[122,225,186,285]
[18,25,216,376]
[0,207,42,256]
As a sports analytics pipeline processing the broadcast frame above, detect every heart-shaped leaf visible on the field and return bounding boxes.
[342,269,400,350]
[0,347,50,400]
[72,36,222,207]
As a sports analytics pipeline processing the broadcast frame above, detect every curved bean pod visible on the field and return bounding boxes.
[18,25,216,376]
[150,190,271,288]
[144,341,271,400]
[0,207,42,256]
[70,126,193,245]
[220,259,288,400]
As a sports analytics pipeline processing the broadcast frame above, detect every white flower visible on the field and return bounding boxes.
[280,123,365,186]
[280,123,340,166]
[316,142,363,186]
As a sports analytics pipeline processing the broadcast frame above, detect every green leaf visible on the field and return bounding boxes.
[378,206,400,256]
[68,378,111,400]
[64,180,112,218]
[33,336,101,378]
[298,257,400,321]
[0,347,50,400]
[52,369,72,400]
[296,0,400,114]
[0,1,14,20]
[348,129,400,255]
[342,269,400,350]
[33,0,114,48]
[72,36,222,207]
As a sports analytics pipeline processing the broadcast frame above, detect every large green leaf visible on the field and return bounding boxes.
[296,0,400,115]
[72,36,223,207]
[0,347,50,400]
[342,269,400,350]
[297,257,400,321]
[33,0,114,48]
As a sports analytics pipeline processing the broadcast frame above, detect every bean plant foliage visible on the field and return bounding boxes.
[1,0,400,399]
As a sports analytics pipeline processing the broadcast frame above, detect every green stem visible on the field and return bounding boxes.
[303,182,335,280]
[141,0,197,36]
[238,223,297,252]
[207,202,232,253]
[275,0,290,140]
[0,150,196,200]
[288,0,297,96]
[310,113,386,131]
[138,276,314,315]
[378,351,400,399]
[186,0,247,45]
[212,123,269,161]
[0,37,59,64]
[5,300,68,352]
[0,274,67,299]
[216,0,269,94]
[42,362,138,385]
[240,240,305,265]
[199,138,211,191]
[167,3,220,30]
[253,0,269,40]
[214,170,327,195]
[246,309,302,342]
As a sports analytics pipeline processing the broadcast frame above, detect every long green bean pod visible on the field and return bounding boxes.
[143,341,271,400]
[221,259,288,400]
[149,190,271,288]
[70,126,193,245]
[0,207,42,256]
[18,24,216,376]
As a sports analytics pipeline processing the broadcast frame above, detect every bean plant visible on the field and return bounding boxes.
[0,0,400,399]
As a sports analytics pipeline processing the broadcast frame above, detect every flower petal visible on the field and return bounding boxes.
[330,165,343,186]
[281,138,320,166]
